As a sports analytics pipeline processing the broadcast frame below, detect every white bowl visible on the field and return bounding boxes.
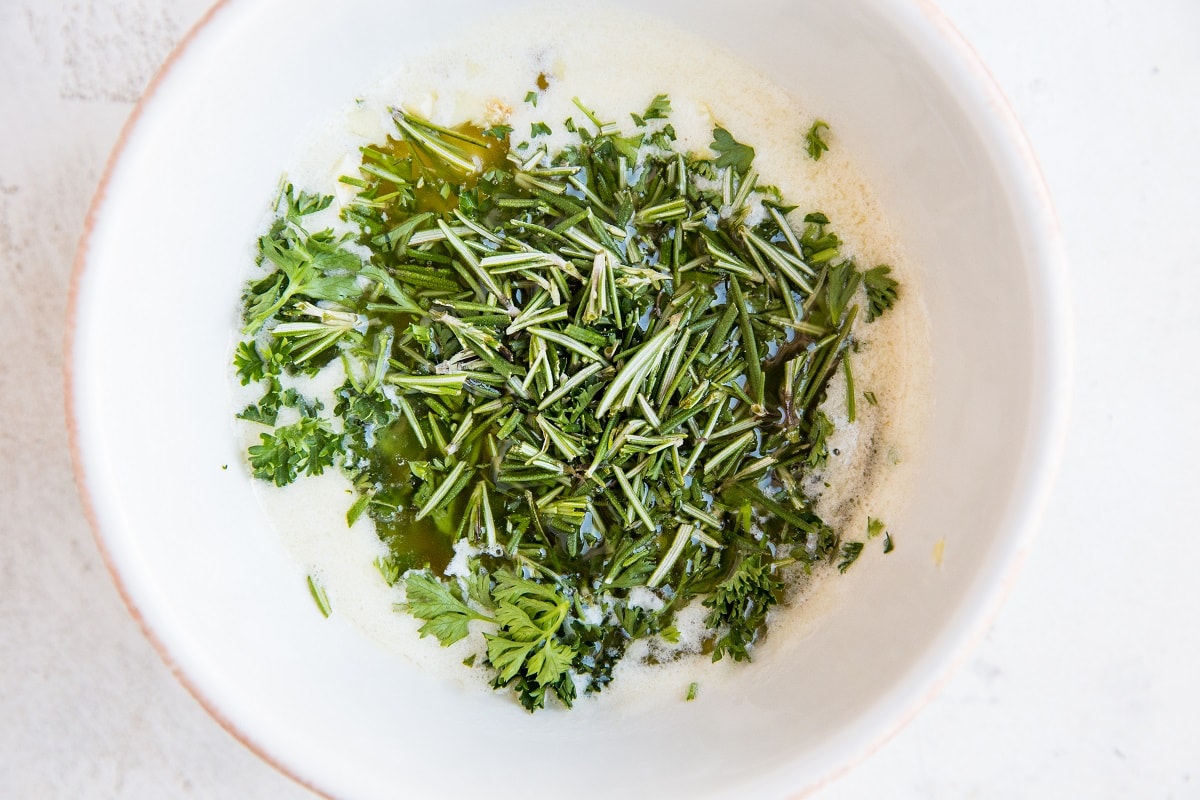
[67,0,1070,797]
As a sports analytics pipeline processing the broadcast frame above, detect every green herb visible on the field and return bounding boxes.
[242,186,362,335]
[247,417,339,487]
[863,265,899,322]
[837,541,864,573]
[375,556,401,586]
[483,124,514,140]
[643,94,672,121]
[805,119,830,161]
[710,127,755,175]
[825,260,862,323]
[686,682,699,701]
[307,574,332,618]
[485,571,580,710]
[806,411,834,470]
[883,532,895,553]
[346,492,371,526]
[704,555,784,662]
[405,570,491,645]
[235,97,902,711]
[867,517,885,538]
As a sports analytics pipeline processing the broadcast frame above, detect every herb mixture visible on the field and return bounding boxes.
[234,93,899,711]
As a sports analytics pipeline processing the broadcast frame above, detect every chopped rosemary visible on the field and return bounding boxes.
[307,575,332,618]
[236,94,901,712]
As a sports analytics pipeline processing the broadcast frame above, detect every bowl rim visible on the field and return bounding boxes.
[795,1,1074,793]
[63,1,1072,797]
[62,2,331,796]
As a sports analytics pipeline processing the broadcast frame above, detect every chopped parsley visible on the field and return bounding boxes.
[247,416,339,486]
[863,265,900,322]
[633,93,673,126]
[307,574,332,618]
[837,541,864,573]
[704,555,785,662]
[710,127,755,175]
[482,124,514,140]
[805,119,830,160]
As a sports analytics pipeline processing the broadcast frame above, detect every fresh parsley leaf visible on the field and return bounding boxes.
[374,555,401,586]
[863,265,899,322]
[524,637,575,687]
[648,123,676,148]
[234,341,266,384]
[507,669,576,713]
[244,225,362,334]
[883,532,895,553]
[805,119,830,161]
[482,123,513,140]
[239,376,329,427]
[524,90,538,107]
[487,636,537,682]
[405,570,490,645]
[805,410,835,469]
[867,517,886,538]
[484,571,578,709]
[704,555,783,662]
[247,417,340,486]
[458,188,480,218]
[710,127,755,175]
[281,183,334,219]
[612,132,645,161]
[643,94,671,121]
[491,571,569,640]
[837,541,864,573]
[237,400,278,427]
[531,121,552,138]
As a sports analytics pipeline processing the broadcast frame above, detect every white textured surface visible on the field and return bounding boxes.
[1,1,1197,798]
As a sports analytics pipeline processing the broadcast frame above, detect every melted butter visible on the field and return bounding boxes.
[369,123,508,215]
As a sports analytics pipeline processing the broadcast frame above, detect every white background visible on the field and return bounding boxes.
[2,0,1197,797]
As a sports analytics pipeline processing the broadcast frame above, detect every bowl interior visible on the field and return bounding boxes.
[69,0,1067,797]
